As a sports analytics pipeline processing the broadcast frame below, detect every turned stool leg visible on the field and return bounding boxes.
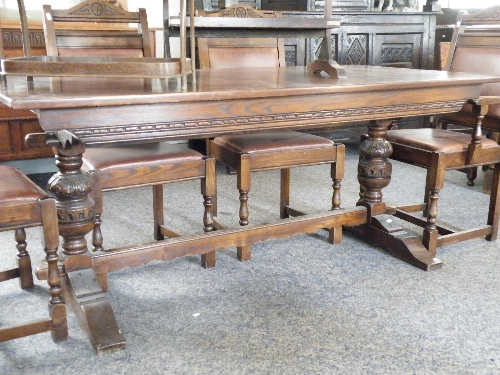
[329,144,345,245]
[90,173,104,252]
[280,168,291,219]
[88,174,109,290]
[422,188,440,255]
[237,155,251,261]
[40,197,68,342]
[153,185,165,241]
[15,228,33,289]
[422,163,445,255]
[201,157,216,268]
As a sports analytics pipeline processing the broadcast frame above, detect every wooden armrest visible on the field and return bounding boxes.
[464,97,497,165]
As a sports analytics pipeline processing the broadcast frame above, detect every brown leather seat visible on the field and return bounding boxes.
[0,165,67,343]
[212,131,336,154]
[82,144,207,188]
[386,129,498,153]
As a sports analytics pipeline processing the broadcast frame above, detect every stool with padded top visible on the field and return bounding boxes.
[81,143,216,286]
[0,165,67,343]
[209,130,345,261]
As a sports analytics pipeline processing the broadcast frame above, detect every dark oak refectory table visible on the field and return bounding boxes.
[0,65,496,354]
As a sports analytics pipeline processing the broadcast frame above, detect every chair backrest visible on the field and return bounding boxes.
[197,5,285,69]
[445,6,500,119]
[42,0,152,58]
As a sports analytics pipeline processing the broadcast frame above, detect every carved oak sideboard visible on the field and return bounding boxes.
[200,0,437,68]
[280,11,436,70]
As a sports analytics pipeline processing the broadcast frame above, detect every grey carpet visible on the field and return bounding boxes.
[1,139,499,375]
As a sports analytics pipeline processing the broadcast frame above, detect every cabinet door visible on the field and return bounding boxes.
[372,33,422,68]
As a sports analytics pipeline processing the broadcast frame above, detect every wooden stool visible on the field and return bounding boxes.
[209,131,345,261]
[81,144,216,279]
[0,165,67,343]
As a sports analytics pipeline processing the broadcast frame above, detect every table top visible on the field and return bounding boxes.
[1,65,497,110]
[1,65,497,145]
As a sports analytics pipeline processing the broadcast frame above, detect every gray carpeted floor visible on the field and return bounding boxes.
[1,138,499,375]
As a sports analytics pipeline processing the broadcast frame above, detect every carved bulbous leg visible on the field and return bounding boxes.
[357,120,393,209]
[45,131,125,353]
[47,134,94,256]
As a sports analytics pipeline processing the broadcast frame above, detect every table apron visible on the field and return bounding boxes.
[36,85,478,145]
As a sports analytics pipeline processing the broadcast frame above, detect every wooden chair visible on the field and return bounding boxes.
[0,165,67,343]
[42,0,216,271]
[432,7,500,186]
[385,31,500,257]
[42,0,152,58]
[199,6,345,261]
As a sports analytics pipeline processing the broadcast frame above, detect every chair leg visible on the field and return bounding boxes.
[466,167,478,186]
[90,173,104,252]
[153,184,164,241]
[486,163,500,241]
[15,228,34,289]
[422,187,440,255]
[423,168,433,217]
[45,244,68,342]
[422,160,445,256]
[331,145,345,211]
[236,155,251,261]
[201,157,216,268]
[329,183,343,245]
[326,145,345,245]
[88,175,108,289]
[280,168,290,219]
[40,198,68,342]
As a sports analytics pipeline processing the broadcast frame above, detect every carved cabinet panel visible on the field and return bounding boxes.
[373,33,421,68]
[280,11,436,70]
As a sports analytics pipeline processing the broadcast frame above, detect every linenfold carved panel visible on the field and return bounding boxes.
[2,30,45,47]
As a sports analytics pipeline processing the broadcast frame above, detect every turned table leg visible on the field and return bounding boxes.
[47,131,126,354]
[346,120,443,271]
